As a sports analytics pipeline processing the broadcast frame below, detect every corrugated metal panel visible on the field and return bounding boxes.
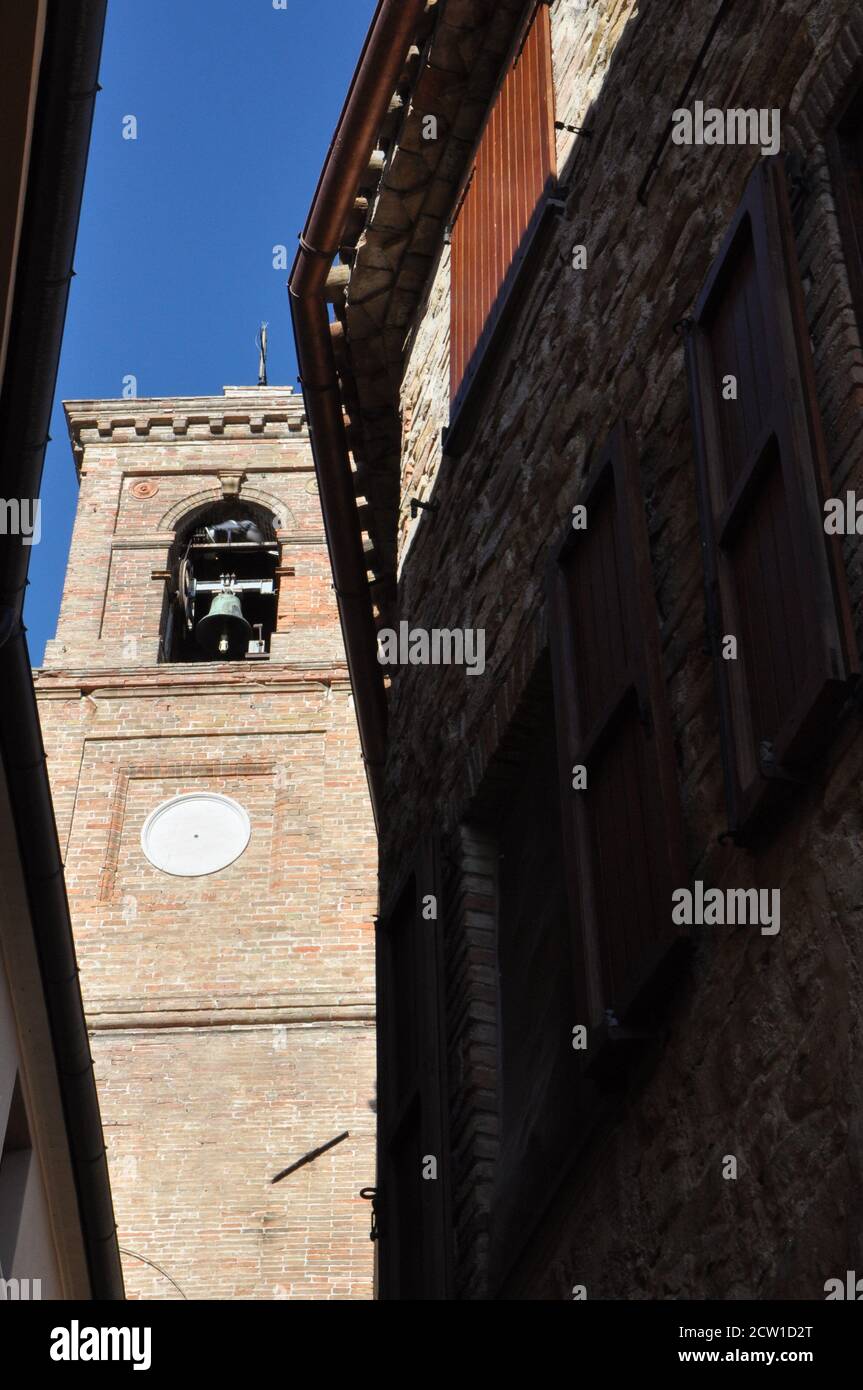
[450,2,556,407]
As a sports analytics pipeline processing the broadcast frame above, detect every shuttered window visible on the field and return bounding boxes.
[685,158,857,838]
[547,422,688,1029]
[376,840,450,1300]
[828,85,863,348]
[480,662,579,1279]
[449,0,557,417]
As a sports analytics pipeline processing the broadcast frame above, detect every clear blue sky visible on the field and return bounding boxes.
[26,0,377,664]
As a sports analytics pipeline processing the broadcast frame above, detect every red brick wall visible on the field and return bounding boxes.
[34,389,377,1299]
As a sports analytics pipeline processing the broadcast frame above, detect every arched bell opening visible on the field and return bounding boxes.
[160,501,281,664]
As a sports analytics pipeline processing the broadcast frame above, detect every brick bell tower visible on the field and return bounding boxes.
[33,386,377,1300]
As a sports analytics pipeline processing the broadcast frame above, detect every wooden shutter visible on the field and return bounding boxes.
[827,82,863,342]
[376,839,450,1300]
[547,422,687,1030]
[450,0,556,415]
[685,157,858,838]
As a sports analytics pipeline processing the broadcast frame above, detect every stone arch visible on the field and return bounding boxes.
[159,487,222,532]
[158,487,297,535]
[171,497,279,546]
[240,486,297,533]
[160,493,292,665]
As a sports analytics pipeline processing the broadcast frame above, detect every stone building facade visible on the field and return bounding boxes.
[33,387,377,1299]
[297,0,863,1297]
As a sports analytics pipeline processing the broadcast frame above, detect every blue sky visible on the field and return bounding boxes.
[26,0,377,663]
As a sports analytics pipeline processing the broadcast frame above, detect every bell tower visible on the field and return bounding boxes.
[33,386,377,1300]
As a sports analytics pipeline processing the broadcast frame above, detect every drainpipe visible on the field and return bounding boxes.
[0,0,124,1299]
[289,0,428,828]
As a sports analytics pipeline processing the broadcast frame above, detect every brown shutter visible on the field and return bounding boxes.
[449,0,556,414]
[685,157,858,838]
[376,839,451,1300]
[547,421,687,1030]
[827,84,863,344]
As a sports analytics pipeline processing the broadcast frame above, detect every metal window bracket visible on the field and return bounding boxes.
[410,497,439,519]
[360,1186,380,1242]
[758,740,808,785]
[555,120,593,138]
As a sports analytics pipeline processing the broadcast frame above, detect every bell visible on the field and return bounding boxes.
[195,589,252,659]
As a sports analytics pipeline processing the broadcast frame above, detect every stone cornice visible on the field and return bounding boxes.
[86,997,376,1032]
[64,389,310,462]
[32,664,353,698]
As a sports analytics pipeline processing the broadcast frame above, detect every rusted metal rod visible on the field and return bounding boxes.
[271,1131,350,1184]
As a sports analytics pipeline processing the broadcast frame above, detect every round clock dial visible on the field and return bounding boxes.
[140,793,251,876]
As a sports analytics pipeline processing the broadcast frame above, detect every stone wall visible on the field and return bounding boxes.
[383,0,863,1296]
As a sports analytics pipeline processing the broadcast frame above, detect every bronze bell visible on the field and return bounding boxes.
[195,589,252,659]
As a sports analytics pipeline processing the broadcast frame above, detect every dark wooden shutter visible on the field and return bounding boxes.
[827,81,863,342]
[376,839,450,1300]
[450,0,556,414]
[547,421,687,1030]
[685,157,858,838]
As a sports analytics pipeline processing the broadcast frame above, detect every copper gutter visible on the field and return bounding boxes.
[289,0,428,828]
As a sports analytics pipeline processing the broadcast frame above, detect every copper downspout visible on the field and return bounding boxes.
[289,0,427,828]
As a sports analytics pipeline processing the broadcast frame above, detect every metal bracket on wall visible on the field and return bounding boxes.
[410,497,440,519]
[360,1186,380,1241]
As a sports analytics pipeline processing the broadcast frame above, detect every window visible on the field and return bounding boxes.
[375,842,450,1300]
[827,78,863,341]
[449,0,557,420]
[485,658,579,1280]
[684,158,858,839]
[0,1074,31,1279]
[547,422,688,1029]
[161,503,281,663]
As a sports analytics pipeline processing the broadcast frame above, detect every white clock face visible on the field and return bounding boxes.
[140,793,251,876]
